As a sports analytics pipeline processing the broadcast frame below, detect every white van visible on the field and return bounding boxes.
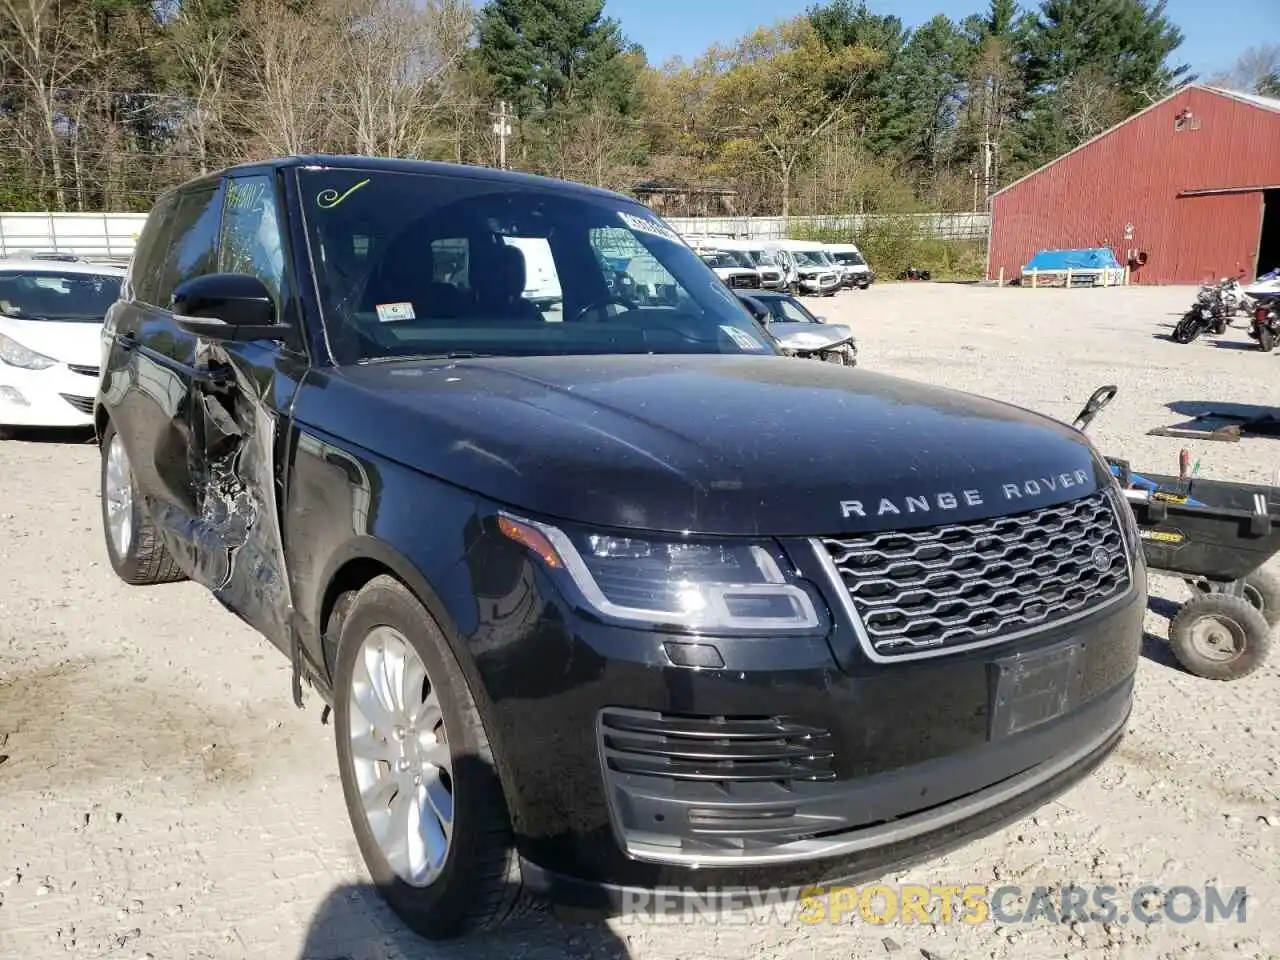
[824,242,875,289]
[762,239,841,296]
[683,236,762,291]
[703,237,786,289]
[502,235,563,310]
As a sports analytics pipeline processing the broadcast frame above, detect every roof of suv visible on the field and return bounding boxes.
[195,154,637,205]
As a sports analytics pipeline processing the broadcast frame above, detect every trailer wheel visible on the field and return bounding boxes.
[1188,570,1280,628]
[1167,594,1272,681]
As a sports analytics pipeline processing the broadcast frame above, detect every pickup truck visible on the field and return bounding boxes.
[94,154,1146,941]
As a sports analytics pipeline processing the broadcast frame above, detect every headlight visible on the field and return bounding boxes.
[0,333,56,370]
[497,513,823,632]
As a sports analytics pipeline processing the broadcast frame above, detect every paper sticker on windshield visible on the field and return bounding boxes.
[618,211,684,245]
[376,301,415,323]
[721,325,766,351]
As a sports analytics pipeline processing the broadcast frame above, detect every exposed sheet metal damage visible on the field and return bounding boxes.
[187,342,294,662]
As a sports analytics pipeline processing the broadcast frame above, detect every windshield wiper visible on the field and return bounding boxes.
[360,351,496,364]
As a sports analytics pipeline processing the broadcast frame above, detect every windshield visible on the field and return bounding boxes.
[0,270,121,321]
[298,167,778,363]
[699,251,741,270]
[793,251,827,267]
[772,298,818,323]
[749,250,778,267]
[832,251,866,266]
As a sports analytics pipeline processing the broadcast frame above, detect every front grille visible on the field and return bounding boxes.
[599,708,835,783]
[761,270,781,282]
[821,492,1130,659]
[59,393,95,414]
[68,364,99,378]
[727,273,760,289]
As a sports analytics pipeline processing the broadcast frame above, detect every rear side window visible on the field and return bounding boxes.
[128,192,179,305]
[147,183,224,308]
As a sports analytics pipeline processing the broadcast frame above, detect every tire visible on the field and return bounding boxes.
[1167,594,1272,681]
[1171,312,1205,344]
[99,420,186,586]
[332,574,527,939]
[1260,327,1276,352]
[1188,570,1280,628]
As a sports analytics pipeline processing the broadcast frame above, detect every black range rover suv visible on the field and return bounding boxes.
[94,155,1146,939]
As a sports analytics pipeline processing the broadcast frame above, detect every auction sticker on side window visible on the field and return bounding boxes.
[721,325,766,351]
[375,301,416,323]
[618,211,684,245]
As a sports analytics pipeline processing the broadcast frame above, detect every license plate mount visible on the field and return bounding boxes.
[989,641,1085,740]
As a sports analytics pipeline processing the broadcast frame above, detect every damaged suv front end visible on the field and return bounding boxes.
[95,155,1144,941]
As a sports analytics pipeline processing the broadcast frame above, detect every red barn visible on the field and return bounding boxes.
[986,85,1280,285]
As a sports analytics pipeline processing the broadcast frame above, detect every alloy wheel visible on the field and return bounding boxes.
[104,432,134,558]
[347,626,454,887]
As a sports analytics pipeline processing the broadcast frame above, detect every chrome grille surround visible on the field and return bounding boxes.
[812,490,1134,662]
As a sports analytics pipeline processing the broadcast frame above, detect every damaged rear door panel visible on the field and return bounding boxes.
[105,168,304,657]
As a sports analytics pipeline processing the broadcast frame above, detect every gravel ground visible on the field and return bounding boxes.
[1,281,1278,960]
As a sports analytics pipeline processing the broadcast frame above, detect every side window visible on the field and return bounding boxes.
[588,226,680,307]
[219,174,285,309]
[128,192,180,305]
[152,184,223,307]
[430,238,469,289]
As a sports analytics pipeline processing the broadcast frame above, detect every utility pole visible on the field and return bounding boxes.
[491,101,512,170]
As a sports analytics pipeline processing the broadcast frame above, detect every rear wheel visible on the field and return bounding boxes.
[99,420,185,586]
[1168,594,1272,681]
[332,575,527,939]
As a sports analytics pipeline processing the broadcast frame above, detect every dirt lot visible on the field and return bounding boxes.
[1,282,1278,960]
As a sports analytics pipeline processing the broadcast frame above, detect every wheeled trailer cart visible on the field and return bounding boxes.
[1072,386,1280,680]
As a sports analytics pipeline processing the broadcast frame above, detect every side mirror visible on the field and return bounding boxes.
[815,315,826,322]
[171,273,288,342]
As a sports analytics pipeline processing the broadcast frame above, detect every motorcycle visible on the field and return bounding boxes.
[1245,268,1280,352]
[1172,277,1244,343]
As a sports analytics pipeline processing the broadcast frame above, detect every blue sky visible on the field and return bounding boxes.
[596,0,1264,80]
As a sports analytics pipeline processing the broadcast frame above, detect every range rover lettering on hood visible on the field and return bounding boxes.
[840,469,1093,519]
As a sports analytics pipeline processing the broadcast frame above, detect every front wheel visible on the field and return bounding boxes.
[99,420,186,585]
[1167,594,1272,681]
[332,574,527,939]
[1260,327,1276,352]
[1171,312,1205,344]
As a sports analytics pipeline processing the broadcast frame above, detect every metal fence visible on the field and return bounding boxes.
[0,210,992,261]
[0,212,149,260]
[664,212,991,242]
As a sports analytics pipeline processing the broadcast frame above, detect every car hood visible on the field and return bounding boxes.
[0,316,102,366]
[769,322,855,347]
[305,354,1109,537]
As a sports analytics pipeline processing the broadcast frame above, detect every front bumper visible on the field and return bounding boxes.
[0,360,99,428]
[798,274,841,294]
[460,517,1145,901]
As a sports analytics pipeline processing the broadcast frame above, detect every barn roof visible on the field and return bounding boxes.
[990,83,1280,199]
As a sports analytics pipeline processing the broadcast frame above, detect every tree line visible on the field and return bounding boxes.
[0,0,1271,216]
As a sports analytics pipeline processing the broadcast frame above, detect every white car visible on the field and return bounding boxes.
[0,256,125,436]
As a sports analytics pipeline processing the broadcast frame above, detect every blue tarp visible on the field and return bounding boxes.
[1024,247,1122,271]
